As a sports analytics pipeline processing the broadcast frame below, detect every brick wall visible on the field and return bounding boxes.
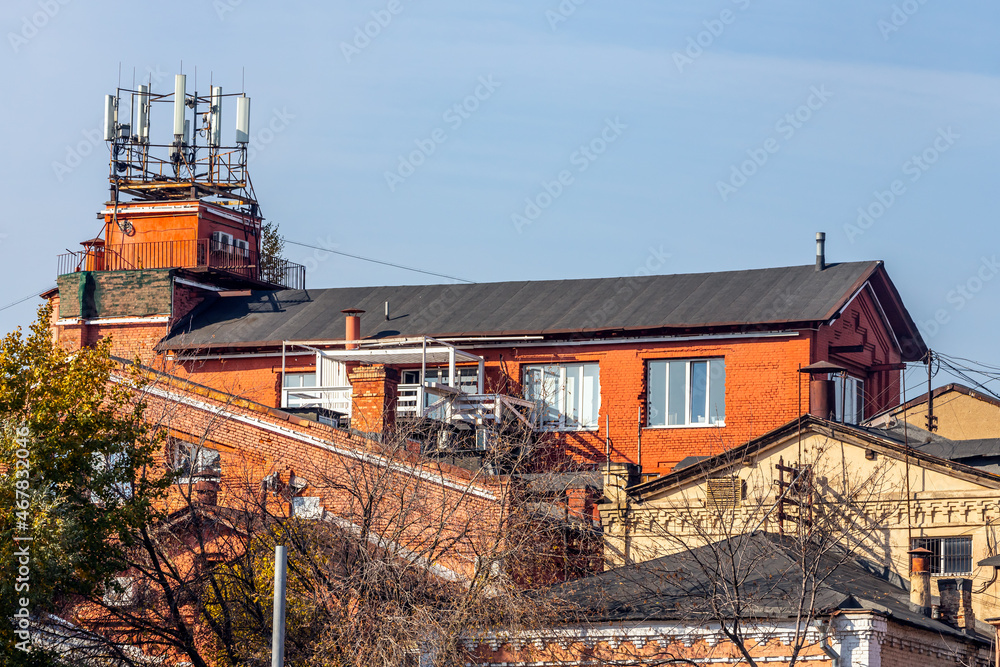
[57,270,174,319]
[136,371,509,579]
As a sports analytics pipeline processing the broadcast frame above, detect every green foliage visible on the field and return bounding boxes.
[0,304,170,659]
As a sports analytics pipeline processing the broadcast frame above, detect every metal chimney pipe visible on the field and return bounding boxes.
[815,232,826,272]
[908,547,933,616]
[342,309,364,350]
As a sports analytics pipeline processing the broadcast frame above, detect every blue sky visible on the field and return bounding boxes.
[1,0,998,396]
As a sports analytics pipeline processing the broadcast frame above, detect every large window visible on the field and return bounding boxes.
[911,537,973,575]
[283,372,317,408]
[833,375,864,425]
[647,358,725,427]
[523,363,600,431]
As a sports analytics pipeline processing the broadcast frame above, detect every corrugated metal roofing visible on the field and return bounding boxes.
[161,261,880,350]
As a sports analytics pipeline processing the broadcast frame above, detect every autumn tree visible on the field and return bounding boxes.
[0,305,171,665]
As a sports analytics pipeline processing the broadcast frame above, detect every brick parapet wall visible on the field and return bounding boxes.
[129,368,508,579]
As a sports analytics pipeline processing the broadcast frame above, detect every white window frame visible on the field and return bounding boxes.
[646,358,725,428]
[833,374,865,425]
[523,362,601,432]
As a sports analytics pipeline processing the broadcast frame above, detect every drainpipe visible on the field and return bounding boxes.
[818,615,840,667]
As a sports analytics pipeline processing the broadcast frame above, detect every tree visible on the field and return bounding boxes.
[43,372,577,666]
[0,305,171,664]
[259,220,287,286]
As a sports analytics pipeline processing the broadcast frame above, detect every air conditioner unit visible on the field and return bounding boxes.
[234,239,250,260]
[210,231,234,252]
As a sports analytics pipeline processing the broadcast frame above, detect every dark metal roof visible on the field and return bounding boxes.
[546,532,987,641]
[160,261,891,350]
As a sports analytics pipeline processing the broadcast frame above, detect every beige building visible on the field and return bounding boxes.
[877,383,1000,442]
[601,415,1000,622]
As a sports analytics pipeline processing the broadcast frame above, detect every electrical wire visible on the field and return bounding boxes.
[282,238,474,284]
[0,287,54,313]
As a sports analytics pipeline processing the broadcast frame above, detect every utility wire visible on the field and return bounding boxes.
[0,287,54,313]
[282,238,474,284]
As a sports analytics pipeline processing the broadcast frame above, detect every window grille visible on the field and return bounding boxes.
[911,536,972,575]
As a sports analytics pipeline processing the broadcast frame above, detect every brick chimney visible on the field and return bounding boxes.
[908,547,932,616]
[566,488,596,522]
[938,578,976,632]
[348,364,399,438]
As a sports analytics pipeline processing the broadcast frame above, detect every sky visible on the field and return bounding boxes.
[1,0,998,397]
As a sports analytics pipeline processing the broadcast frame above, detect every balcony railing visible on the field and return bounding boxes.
[280,382,537,429]
[57,239,305,290]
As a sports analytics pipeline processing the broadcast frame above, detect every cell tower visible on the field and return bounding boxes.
[54,71,304,290]
[103,73,256,215]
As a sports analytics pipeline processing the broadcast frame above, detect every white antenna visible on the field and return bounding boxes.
[103,95,117,141]
[135,84,149,143]
[173,74,187,139]
[235,95,250,144]
[210,86,222,147]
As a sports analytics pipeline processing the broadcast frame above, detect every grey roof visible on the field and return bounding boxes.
[862,421,1000,473]
[546,532,989,641]
[161,261,882,350]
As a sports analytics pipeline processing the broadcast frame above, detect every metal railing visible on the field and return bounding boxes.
[57,239,305,290]
[281,386,352,414]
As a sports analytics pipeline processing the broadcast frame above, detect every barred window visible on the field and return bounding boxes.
[911,536,972,575]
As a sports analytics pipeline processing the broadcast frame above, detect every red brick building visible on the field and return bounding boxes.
[49,199,926,479]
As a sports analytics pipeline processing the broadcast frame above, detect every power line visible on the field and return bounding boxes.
[282,238,474,284]
[0,287,53,313]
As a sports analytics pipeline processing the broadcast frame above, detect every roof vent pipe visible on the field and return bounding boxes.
[908,547,933,616]
[816,232,826,272]
[342,309,364,350]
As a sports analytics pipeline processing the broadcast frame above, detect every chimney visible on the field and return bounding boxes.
[938,578,976,632]
[809,377,835,420]
[193,476,220,506]
[908,547,932,616]
[348,363,400,438]
[342,309,364,350]
[815,232,826,271]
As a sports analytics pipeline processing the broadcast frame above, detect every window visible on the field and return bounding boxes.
[283,372,317,408]
[911,537,973,575]
[523,363,600,431]
[401,367,480,394]
[833,375,864,425]
[173,440,221,485]
[647,358,725,427]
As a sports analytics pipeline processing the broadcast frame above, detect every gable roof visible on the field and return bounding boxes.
[630,414,1000,499]
[547,532,988,642]
[158,260,924,358]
